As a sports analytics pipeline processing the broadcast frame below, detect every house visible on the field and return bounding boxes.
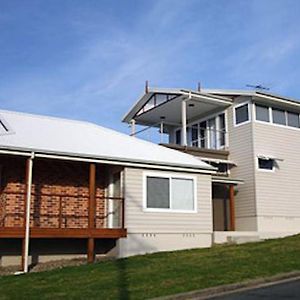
[123,86,300,244]
[0,109,215,270]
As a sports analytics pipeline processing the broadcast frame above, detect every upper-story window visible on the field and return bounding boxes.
[256,105,270,122]
[254,103,300,129]
[258,158,274,171]
[272,108,286,125]
[182,112,226,150]
[235,103,249,125]
[287,112,300,128]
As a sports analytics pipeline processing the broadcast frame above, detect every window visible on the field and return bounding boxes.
[235,104,249,125]
[219,113,226,147]
[258,158,274,171]
[208,118,216,149]
[287,111,300,128]
[272,108,286,125]
[175,129,181,145]
[256,104,269,122]
[191,124,198,147]
[145,175,196,212]
[146,177,169,208]
[199,121,207,148]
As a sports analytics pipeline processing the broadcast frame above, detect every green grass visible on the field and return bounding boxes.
[0,234,300,300]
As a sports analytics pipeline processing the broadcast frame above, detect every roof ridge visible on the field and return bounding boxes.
[0,109,95,127]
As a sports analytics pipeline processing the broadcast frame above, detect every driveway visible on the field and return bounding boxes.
[211,278,300,299]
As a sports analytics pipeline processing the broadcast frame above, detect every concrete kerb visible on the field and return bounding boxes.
[152,271,300,300]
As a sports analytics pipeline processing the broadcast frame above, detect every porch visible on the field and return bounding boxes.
[0,154,126,270]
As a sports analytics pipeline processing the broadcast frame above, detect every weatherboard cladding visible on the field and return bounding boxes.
[124,167,212,233]
[0,156,106,228]
[0,110,213,172]
[227,101,257,230]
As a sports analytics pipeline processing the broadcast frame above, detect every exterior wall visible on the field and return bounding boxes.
[227,97,258,231]
[118,167,212,257]
[253,121,300,233]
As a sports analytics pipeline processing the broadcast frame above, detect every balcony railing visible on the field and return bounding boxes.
[189,128,227,150]
[132,125,227,151]
[0,191,125,238]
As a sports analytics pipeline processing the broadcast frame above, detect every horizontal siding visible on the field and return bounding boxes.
[124,167,212,233]
[254,122,300,217]
[227,99,257,222]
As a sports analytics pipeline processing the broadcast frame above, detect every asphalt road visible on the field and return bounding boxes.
[210,278,300,299]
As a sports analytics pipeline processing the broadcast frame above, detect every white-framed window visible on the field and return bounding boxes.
[234,103,250,126]
[257,158,275,171]
[179,111,227,150]
[255,104,270,122]
[272,108,286,125]
[287,111,300,128]
[143,172,197,213]
[254,103,300,130]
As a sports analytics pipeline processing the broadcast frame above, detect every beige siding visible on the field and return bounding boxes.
[124,167,212,234]
[253,122,300,231]
[227,97,257,230]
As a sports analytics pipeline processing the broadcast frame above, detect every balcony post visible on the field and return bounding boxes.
[229,185,236,231]
[181,100,187,146]
[223,185,228,231]
[160,121,164,143]
[130,119,136,137]
[88,163,96,263]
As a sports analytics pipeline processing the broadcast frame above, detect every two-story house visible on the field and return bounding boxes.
[123,86,300,243]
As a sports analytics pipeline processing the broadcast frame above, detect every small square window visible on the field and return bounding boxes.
[258,158,274,171]
[256,104,270,122]
[235,104,249,125]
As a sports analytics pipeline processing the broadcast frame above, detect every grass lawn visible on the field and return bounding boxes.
[0,234,299,300]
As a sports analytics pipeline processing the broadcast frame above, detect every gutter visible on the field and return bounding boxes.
[0,148,216,174]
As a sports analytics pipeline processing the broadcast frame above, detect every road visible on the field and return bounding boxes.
[210,278,300,299]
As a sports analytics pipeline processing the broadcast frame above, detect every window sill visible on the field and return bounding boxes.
[143,208,198,214]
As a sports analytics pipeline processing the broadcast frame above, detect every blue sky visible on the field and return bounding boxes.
[0,0,300,134]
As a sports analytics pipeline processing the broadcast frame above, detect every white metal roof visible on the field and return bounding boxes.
[0,109,214,172]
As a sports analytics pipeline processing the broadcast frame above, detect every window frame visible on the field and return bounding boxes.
[253,103,300,131]
[174,109,228,149]
[143,171,197,213]
[233,102,251,127]
[256,157,275,172]
[255,104,270,123]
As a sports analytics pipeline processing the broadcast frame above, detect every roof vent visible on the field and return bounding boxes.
[0,116,13,136]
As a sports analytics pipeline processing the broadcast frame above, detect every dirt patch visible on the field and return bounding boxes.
[0,256,113,276]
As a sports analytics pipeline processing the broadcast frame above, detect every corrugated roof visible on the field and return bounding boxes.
[0,109,213,172]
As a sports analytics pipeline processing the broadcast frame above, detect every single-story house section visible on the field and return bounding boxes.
[0,109,216,271]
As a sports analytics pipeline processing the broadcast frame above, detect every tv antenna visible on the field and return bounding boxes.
[246,84,270,91]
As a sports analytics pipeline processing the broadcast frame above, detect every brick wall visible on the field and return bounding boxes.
[0,155,108,229]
